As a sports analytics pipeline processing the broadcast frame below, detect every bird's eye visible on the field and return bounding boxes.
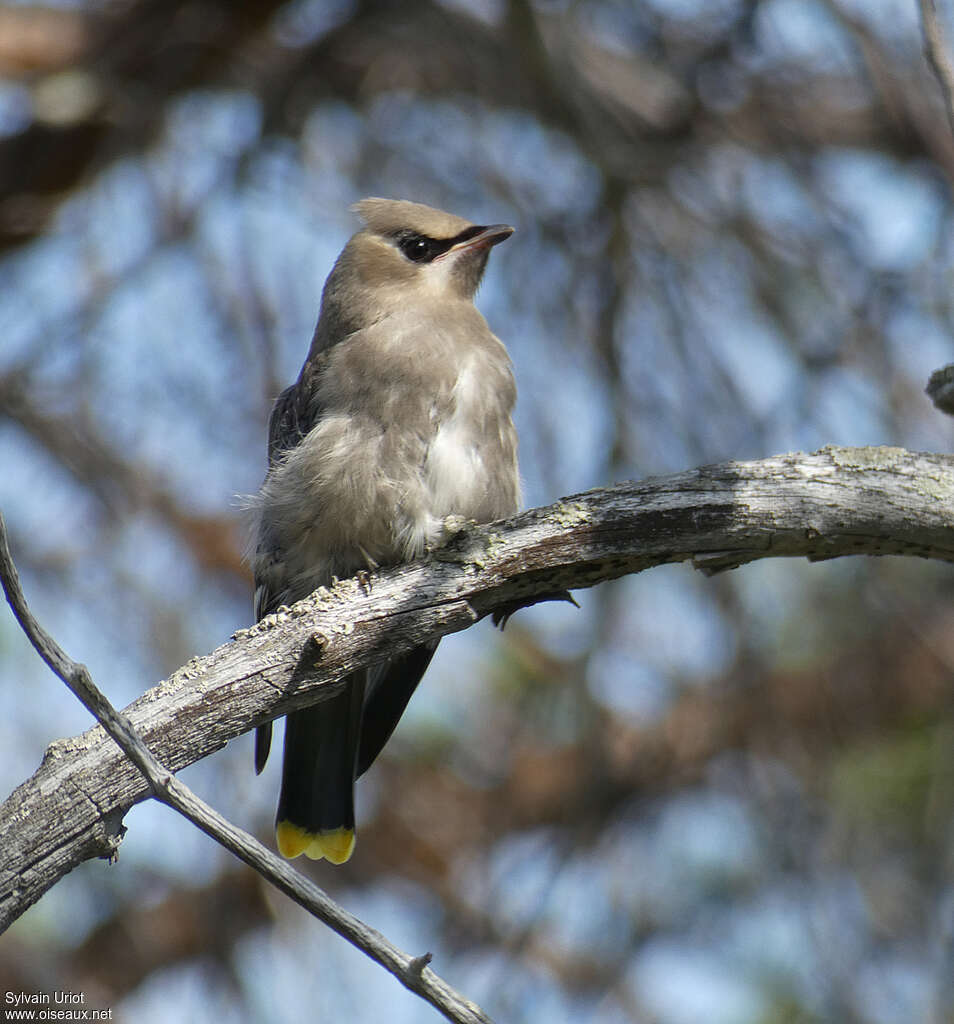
[398,233,436,263]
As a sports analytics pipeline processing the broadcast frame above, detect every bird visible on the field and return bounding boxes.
[247,198,520,864]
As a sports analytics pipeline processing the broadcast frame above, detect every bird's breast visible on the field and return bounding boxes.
[423,356,502,514]
[262,313,518,586]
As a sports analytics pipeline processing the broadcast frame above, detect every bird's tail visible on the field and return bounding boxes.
[275,672,366,864]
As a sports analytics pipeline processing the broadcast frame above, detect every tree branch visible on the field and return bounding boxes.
[0,512,494,1024]
[3,445,954,935]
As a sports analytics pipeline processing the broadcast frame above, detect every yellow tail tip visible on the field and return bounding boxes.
[276,821,355,864]
[306,827,356,865]
[276,821,313,859]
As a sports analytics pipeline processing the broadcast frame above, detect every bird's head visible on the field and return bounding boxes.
[321,198,513,319]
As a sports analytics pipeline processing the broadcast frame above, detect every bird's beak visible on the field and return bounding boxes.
[445,224,514,255]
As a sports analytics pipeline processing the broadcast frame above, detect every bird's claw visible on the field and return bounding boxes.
[491,589,579,629]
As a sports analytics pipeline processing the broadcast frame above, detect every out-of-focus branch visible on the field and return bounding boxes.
[0,7,87,75]
[919,0,954,133]
[0,0,287,250]
[0,511,494,1024]
[1,0,946,257]
[3,446,954,927]
[0,368,247,577]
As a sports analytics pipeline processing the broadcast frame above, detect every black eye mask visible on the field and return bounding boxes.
[392,224,488,264]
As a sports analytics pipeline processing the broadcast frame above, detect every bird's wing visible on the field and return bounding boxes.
[356,642,440,778]
[266,374,312,467]
[253,368,325,773]
[252,362,325,620]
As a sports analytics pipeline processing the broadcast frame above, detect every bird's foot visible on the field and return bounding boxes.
[491,590,579,630]
[428,514,475,552]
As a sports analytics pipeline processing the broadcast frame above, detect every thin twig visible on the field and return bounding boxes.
[0,511,494,1024]
[919,0,954,134]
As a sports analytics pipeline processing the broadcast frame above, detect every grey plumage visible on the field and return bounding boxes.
[247,197,519,862]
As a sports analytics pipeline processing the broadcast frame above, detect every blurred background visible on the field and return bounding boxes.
[2,0,954,1021]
